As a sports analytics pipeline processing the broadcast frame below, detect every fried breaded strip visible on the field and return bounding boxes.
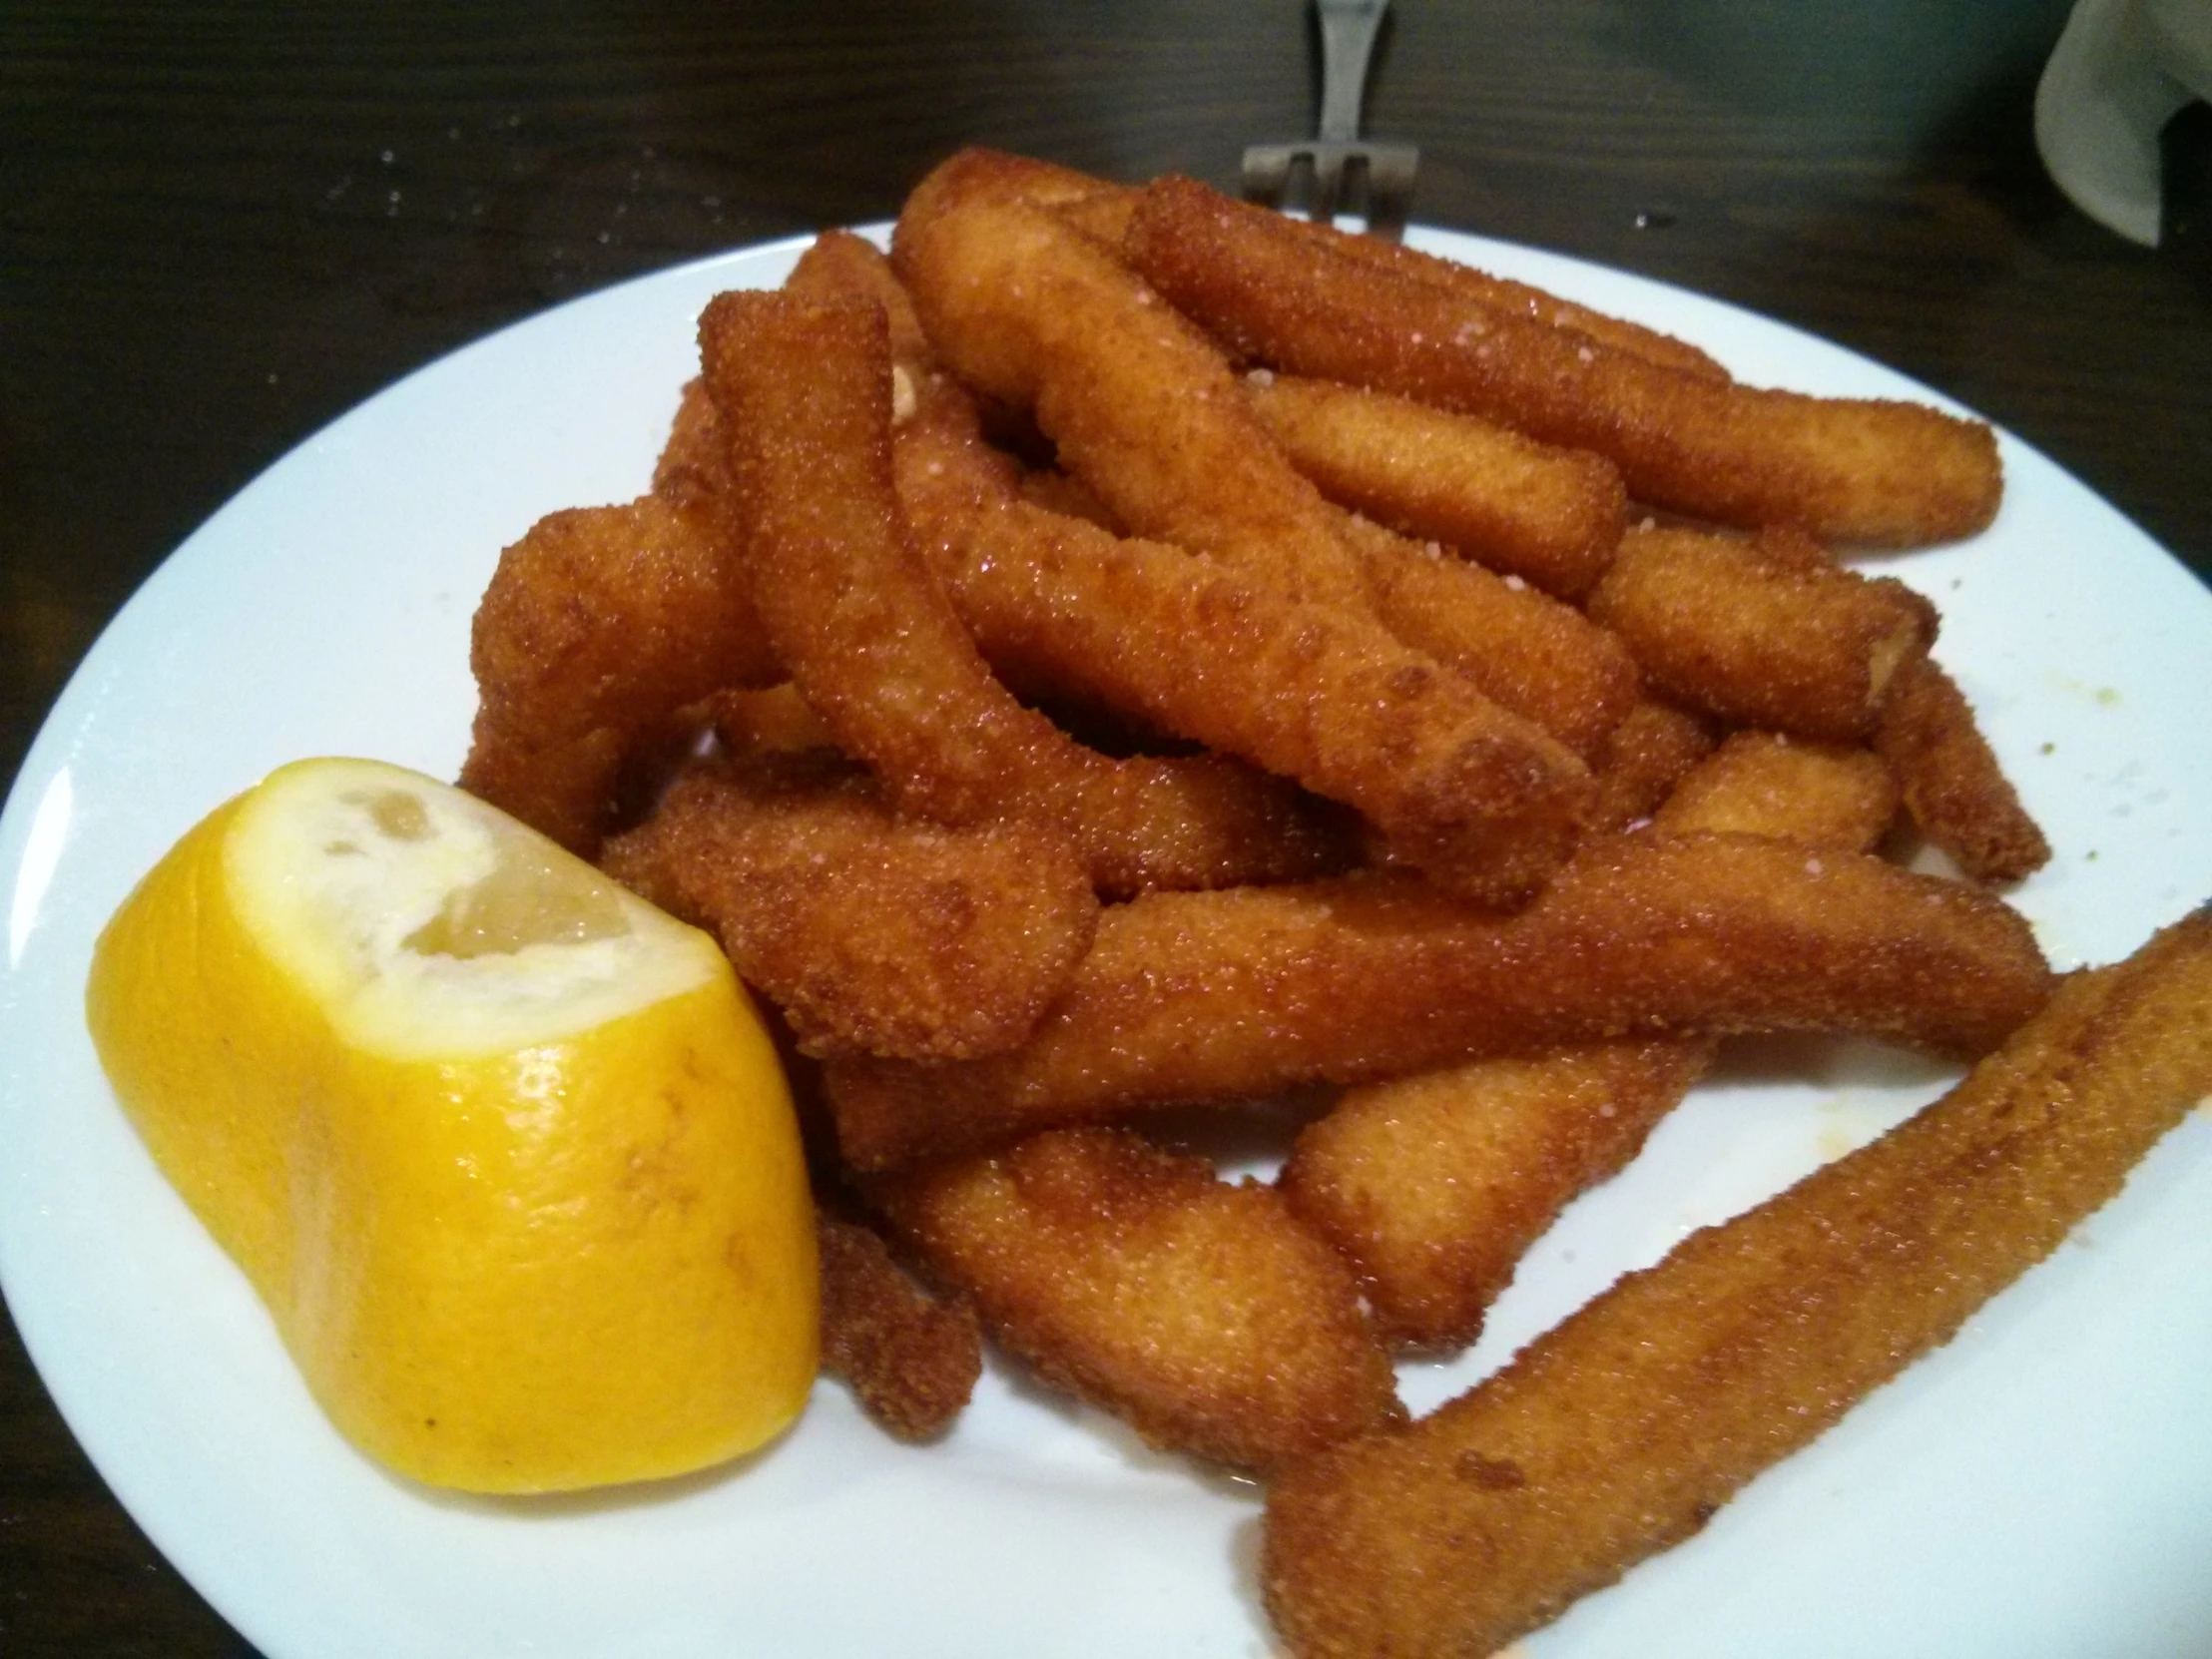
[785,229,935,367]
[893,377,1595,898]
[601,757,1098,1061]
[1048,181,1139,247]
[1654,524,2043,876]
[1748,519,1842,572]
[894,150,1377,614]
[455,723,629,862]
[1588,523,1937,741]
[458,494,781,854]
[1653,729,1898,848]
[1129,176,2003,547]
[1262,904,2212,1659]
[1264,208,1731,382]
[875,1127,1402,1470]
[927,147,1128,219]
[897,156,1613,851]
[909,146,1147,247]
[825,833,2052,1169]
[651,377,738,528]
[817,1209,982,1441]
[698,288,1326,897]
[1584,698,1718,833]
[1246,370,1626,599]
[898,153,1634,759]
[657,233,929,528]
[665,317,1341,889]
[1284,1040,1717,1352]
[1284,726,1901,1351]
[1331,508,1639,760]
[787,213,1621,801]
[1875,655,2051,883]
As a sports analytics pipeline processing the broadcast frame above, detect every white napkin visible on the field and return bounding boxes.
[2035,0,2212,244]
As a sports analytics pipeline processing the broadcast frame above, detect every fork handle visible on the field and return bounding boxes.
[1317,0,1388,143]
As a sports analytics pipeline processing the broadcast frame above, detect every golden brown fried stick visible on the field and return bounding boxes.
[825,833,2052,1169]
[1655,523,2044,876]
[663,287,1342,888]
[697,287,1326,897]
[1129,176,2003,547]
[601,757,1097,1062]
[455,723,628,863]
[651,377,737,528]
[1583,698,1718,833]
[1269,209,1731,382]
[1588,523,1937,742]
[874,1127,1402,1471]
[1263,903,2212,1659]
[817,1209,982,1442]
[910,147,1145,247]
[1284,1040,1717,1352]
[893,377,1592,899]
[657,226,935,530]
[1284,725,1902,1351]
[894,149,1377,614]
[788,213,1620,812]
[1875,654,2051,882]
[1653,729,1899,848]
[1246,370,1626,600]
[1331,508,1639,761]
[784,229,935,368]
[458,494,781,854]
[1048,181,1139,247]
[897,153,1633,760]
[925,147,1127,219]
[897,155,1620,818]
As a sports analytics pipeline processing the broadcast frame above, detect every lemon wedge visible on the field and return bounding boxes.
[85,757,818,1493]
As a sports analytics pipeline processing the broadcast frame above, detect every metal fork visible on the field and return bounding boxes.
[1242,0,1419,239]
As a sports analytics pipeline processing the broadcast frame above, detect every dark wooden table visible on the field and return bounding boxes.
[4,1,2207,1652]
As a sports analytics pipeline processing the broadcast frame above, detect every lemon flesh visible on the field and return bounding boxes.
[85,758,818,1493]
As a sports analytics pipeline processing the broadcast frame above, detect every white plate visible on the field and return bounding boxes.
[4,225,2211,1659]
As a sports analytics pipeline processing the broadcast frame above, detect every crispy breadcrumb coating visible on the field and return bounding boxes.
[1583,698,1718,833]
[1875,655,2051,882]
[877,1127,1402,1470]
[1655,729,1899,848]
[1283,1040,1715,1350]
[1588,523,1937,741]
[601,756,1097,1061]
[698,287,1328,897]
[826,833,2052,1169]
[1129,175,2001,547]
[1285,723,1901,1352]
[817,1210,981,1441]
[458,494,780,854]
[1247,371,1625,600]
[1264,905,2212,1659]
[891,377,1589,900]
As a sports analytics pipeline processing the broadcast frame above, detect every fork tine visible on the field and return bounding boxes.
[1342,153,1373,222]
[1311,153,1348,225]
[1241,144,1292,210]
[1253,143,1417,235]
[1366,147,1417,240]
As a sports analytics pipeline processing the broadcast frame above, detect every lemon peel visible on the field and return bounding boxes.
[86,757,818,1493]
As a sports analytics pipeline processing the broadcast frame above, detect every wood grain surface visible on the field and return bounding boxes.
[3,0,2207,1652]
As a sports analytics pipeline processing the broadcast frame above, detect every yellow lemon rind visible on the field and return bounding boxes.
[86,759,819,1494]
